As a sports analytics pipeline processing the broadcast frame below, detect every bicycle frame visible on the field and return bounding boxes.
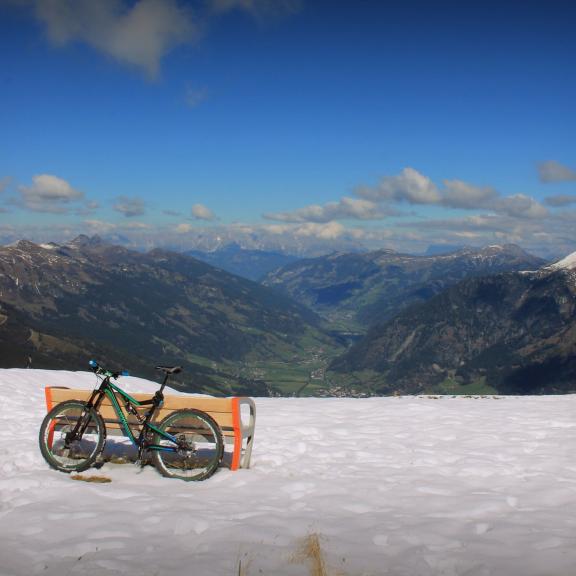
[68,375,180,460]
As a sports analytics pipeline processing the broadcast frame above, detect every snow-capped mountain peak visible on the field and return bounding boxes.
[548,251,576,271]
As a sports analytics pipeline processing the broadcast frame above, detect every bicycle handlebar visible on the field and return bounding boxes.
[89,359,128,379]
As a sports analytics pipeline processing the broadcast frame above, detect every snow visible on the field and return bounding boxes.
[548,250,576,271]
[1,369,576,576]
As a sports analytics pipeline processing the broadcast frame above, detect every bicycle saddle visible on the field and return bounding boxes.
[155,365,182,375]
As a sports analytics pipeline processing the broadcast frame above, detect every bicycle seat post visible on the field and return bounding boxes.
[159,372,170,394]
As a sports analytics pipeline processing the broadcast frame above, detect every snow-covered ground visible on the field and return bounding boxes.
[1,369,576,576]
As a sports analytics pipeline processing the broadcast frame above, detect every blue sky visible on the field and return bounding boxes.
[1,0,575,257]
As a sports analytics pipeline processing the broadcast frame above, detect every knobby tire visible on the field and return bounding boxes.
[151,408,224,481]
[39,400,106,473]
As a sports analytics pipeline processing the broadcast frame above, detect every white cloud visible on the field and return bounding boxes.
[261,224,291,235]
[175,223,193,233]
[35,0,197,78]
[538,160,576,183]
[441,179,499,209]
[356,167,441,205]
[292,222,346,240]
[259,221,347,240]
[495,194,548,219]
[113,196,146,217]
[17,174,84,213]
[264,197,385,223]
[191,203,216,220]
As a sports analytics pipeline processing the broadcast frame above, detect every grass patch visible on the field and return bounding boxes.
[428,376,498,395]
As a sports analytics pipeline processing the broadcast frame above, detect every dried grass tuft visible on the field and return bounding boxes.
[71,474,112,483]
[295,533,328,576]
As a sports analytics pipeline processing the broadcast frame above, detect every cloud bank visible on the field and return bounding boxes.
[264,197,386,223]
[266,167,551,226]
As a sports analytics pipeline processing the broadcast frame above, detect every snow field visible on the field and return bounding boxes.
[1,369,576,575]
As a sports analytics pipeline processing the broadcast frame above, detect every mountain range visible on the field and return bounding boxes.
[1,236,574,396]
[331,254,576,395]
[0,236,338,395]
[263,245,546,332]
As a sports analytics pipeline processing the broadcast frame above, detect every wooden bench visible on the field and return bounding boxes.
[44,387,256,471]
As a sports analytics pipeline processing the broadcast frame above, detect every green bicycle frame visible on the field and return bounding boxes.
[80,377,179,453]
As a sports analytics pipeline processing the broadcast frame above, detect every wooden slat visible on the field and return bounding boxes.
[52,419,221,438]
[49,389,234,412]
[48,388,236,435]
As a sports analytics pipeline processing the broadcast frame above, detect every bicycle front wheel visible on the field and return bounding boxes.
[151,409,224,481]
[39,400,106,473]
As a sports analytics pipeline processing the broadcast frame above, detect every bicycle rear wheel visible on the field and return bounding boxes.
[39,400,106,473]
[151,409,224,481]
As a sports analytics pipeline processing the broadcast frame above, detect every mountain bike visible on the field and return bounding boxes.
[39,360,224,481]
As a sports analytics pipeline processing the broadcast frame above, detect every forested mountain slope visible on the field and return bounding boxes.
[331,254,576,395]
[0,236,339,395]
